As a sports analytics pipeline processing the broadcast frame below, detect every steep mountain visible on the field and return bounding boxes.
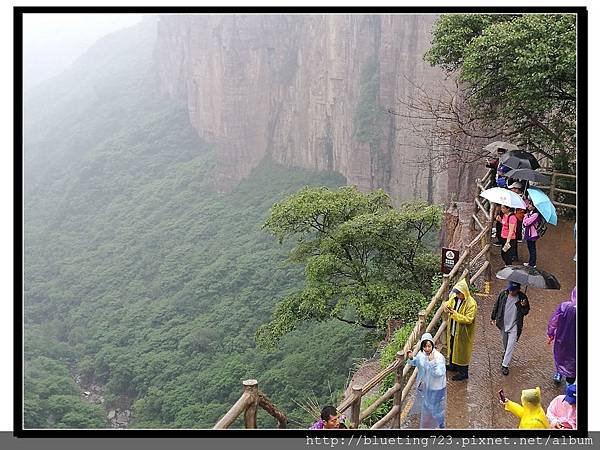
[154,14,454,202]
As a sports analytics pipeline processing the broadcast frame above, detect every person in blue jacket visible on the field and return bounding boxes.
[496,164,510,188]
[406,332,447,428]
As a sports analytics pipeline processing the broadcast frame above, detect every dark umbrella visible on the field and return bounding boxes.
[496,265,560,290]
[499,150,541,170]
[500,156,532,170]
[506,168,550,183]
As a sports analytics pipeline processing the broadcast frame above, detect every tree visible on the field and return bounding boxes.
[388,77,507,173]
[41,395,106,428]
[255,186,442,348]
[424,14,576,166]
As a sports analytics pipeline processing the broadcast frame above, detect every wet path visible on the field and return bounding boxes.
[445,219,576,429]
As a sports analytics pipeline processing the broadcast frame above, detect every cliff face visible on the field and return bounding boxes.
[155,14,456,202]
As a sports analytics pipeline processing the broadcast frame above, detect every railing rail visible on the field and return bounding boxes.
[535,171,576,210]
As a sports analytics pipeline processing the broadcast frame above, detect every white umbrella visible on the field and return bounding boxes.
[483,141,519,154]
[480,187,526,209]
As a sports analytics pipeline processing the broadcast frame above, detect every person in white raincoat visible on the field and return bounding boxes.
[406,332,447,428]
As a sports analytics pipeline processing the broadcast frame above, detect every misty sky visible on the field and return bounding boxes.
[23,13,145,92]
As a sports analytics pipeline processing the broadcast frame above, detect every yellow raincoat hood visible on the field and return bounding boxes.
[505,387,550,429]
[443,278,477,366]
[451,278,472,299]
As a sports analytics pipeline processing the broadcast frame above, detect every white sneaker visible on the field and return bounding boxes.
[523,263,529,266]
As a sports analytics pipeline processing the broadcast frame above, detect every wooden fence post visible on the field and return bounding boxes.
[243,379,259,429]
[549,172,557,202]
[350,385,362,428]
[392,351,405,428]
[418,310,427,336]
[486,218,494,280]
[439,277,449,348]
[214,379,257,429]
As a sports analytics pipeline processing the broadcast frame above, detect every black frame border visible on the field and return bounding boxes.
[14,5,588,439]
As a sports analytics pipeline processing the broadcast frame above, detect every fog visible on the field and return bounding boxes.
[23,13,144,92]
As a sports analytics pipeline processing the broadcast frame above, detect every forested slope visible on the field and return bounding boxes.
[24,19,375,429]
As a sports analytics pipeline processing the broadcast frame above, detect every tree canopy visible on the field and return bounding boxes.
[425,14,576,165]
[256,186,442,348]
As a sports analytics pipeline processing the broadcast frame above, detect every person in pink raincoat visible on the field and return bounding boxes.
[522,202,541,267]
[547,287,576,384]
[546,383,576,429]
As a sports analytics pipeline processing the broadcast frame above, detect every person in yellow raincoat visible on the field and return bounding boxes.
[501,387,550,429]
[443,278,477,381]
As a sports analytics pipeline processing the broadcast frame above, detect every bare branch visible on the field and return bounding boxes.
[384,76,526,173]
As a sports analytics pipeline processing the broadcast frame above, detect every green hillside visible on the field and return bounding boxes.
[24,20,375,429]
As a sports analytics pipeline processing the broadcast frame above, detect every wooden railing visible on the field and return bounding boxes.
[335,169,496,429]
[535,171,576,210]
[214,379,287,429]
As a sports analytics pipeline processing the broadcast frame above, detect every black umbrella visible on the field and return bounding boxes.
[499,150,540,170]
[500,156,532,170]
[496,265,560,290]
[506,168,550,183]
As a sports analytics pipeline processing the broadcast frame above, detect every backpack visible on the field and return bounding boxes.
[535,215,548,238]
[515,209,525,221]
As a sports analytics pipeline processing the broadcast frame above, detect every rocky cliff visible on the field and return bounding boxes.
[155,14,461,202]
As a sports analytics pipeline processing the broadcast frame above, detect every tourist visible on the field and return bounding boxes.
[508,180,525,260]
[548,287,577,384]
[497,205,518,266]
[486,147,508,187]
[490,282,530,376]
[492,165,512,246]
[492,203,503,246]
[442,278,477,381]
[500,386,550,429]
[546,384,577,429]
[496,164,510,189]
[309,406,340,429]
[406,332,447,428]
[522,202,542,267]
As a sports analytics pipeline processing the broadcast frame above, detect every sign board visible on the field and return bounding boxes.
[441,248,459,274]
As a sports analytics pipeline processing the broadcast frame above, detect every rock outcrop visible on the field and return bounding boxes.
[440,201,476,252]
[155,14,460,202]
[72,366,132,428]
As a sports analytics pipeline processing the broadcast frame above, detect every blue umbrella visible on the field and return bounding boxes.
[527,187,558,225]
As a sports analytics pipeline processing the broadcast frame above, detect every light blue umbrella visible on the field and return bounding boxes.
[527,187,558,225]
